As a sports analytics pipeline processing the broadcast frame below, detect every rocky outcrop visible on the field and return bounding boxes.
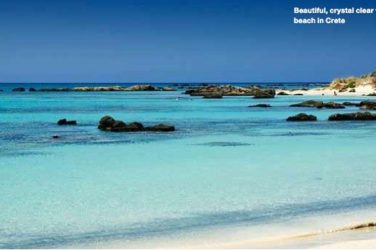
[73,86,125,91]
[323,102,345,109]
[145,124,176,132]
[329,71,376,91]
[277,91,289,95]
[253,89,275,99]
[38,88,72,92]
[29,88,37,92]
[287,113,317,122]
[203,93,223,99]
[359,101,376,110]
[290,100,344,109]
[12,87,26,92]
[98,116,175,132]
[249,104,271,108]
[36,85,174,92]
[57,119,77,125]
[328,112,376,121]
[185,85,249,96]
[184,85,275,97]
[291,100,324,108]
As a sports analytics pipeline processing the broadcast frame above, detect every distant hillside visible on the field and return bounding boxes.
[329,70,376,91]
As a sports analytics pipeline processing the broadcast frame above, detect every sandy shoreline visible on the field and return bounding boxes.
[277,85,376,97]
[67,208,376,249]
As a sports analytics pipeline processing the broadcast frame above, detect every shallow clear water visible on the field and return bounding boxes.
[1,85,376,248]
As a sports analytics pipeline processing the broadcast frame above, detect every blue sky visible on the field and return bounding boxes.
[0,0,375,83]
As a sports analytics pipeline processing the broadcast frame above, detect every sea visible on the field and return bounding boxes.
[1,82,376,248]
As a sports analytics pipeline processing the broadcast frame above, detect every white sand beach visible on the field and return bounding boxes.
[277,84,376,97]
[68,208,376,249]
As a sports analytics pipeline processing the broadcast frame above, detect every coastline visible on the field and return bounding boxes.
[65,207,376,249]
[2,78,376,249]
[277,85,376,97]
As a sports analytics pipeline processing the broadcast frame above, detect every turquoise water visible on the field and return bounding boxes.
[1,88,376,248]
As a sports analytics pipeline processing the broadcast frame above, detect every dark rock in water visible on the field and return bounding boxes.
[249,104,271,108]
[287,113,317,122]
[360,101,376,110]
[253,89,275,99]
[98,116,116,130]
[203,93,223,99]
[290,100,344,109]
[125,122,144,131]
[367,93,376,96]
[98,116,175,132]
[343,102,360,107]
[0,89,3,92]
[277,91,289,95]
[328,112,376,121]
[184,89,196,95]
[37,85,162,92]
[52,135,60,139]
[349,89,356,93]
[110,120,128,132]
[29,88,37,92]
[291,100,324,108]
[145,124,175,132]
[294,93,303,96]
[184,85,275,97]
[38,88,72,92]
[12,87,26,92]
[323,102,345,109]
[57,119,77,125]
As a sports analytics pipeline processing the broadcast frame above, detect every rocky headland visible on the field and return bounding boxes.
[278,70,376,96]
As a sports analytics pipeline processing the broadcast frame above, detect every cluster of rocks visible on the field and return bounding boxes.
[286,112,376,122]
[342,101,376,110]
[359,101,376,110]
[184,85,275,99]
[290,100,345,109]
[98,116,175,132]
[12,87,39,92]
[328,112,376,121]
[287,113,317,122]
[11,85,177,92]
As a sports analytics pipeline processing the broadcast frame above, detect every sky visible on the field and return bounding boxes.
[0,0,375,83]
